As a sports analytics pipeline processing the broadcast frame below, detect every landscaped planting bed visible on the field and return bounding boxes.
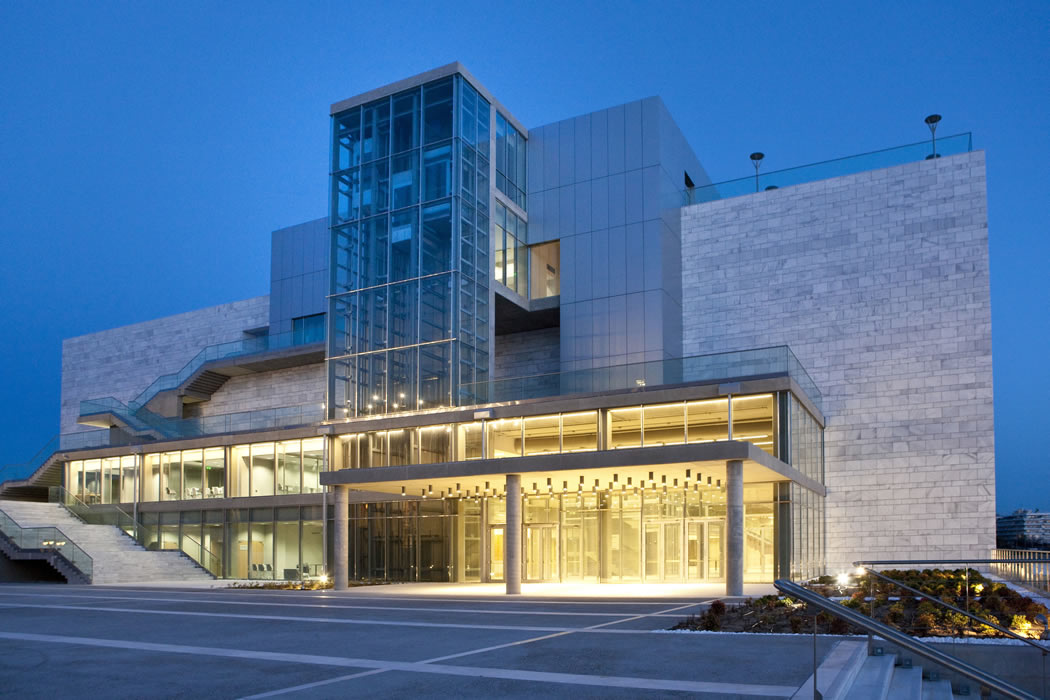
[671,569,1050,639]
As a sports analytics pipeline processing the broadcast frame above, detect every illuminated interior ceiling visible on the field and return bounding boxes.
[331,456,791,499]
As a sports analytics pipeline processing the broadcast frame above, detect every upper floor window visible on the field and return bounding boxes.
[292,314,325,344]
[495,113,526,210]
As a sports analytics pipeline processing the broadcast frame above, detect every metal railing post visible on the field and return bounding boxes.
[966,564,970,615]
[813,613,821,700]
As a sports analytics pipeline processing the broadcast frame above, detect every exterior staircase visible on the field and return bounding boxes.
[0,500,213,584]
[798,640,971,699]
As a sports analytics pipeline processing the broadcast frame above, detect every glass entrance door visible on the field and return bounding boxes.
[561,511,599,581]
[489,526,505,581]
[644,521,682,582]
[708,521,724,580]
[686,520,725,581]
[525,524,558,581]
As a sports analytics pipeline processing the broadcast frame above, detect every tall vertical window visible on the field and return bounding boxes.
[494,201,527,296]
[328,74,492,418]
[495,113,527,210]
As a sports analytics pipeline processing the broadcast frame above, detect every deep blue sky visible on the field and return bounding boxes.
[1,2,1046,514]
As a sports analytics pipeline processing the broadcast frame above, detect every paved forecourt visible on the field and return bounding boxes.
[0,583,836,698]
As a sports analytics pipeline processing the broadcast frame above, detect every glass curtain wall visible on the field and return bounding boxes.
[329,486,790,585]
[494,112,526,209]
[328,74,492,418]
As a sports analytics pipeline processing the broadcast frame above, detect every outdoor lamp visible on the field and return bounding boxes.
[924,114,941,159]
[750,152,765,192]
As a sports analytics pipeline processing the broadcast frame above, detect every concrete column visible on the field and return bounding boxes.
[505,474,522,595]
[726,460,744,597]
[333,485,349,591]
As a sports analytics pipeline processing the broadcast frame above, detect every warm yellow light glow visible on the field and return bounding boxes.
[732,394,773,402]
[686,398,729,407]
[836,572,850,586]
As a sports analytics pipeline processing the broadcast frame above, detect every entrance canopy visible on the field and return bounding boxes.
[321,440,824,498]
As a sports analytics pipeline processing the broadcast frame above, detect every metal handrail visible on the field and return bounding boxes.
[856,566,1049,655]
[49,486,220,578]
[775,579,1039,700]
[856,559,1050,566]
[0,508,94,581]
[180,531,223,578]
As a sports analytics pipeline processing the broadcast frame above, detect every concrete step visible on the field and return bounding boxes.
[888,666,922,700]
[921,678,954,700]
[847,654,896,700]
[0,500,213,584]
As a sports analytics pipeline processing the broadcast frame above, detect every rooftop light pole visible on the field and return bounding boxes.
[924,114,941,160]
[750,152,765,193]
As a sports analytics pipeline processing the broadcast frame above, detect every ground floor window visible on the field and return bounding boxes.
[127,481,821,582]
[334,483,820,584]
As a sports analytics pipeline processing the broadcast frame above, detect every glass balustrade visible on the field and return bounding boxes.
[0,509,93,580]
[684,132,972,205]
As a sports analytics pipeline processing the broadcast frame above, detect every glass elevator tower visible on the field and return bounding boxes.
[327,74,492,419]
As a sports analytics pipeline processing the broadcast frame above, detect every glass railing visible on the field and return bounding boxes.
[49,486,221,578]
[76,400,325,441]
[0,508,93,580]
[0,429,120,486]
[683,132,973,206]
[180,532,223,578]
[458,345,822,412]
[79,328,322,421]
[992,549,1050,596]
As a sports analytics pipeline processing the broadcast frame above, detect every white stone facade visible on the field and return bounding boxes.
[60,296,270,434]
[196,364,325,417]
[680,151,994,570]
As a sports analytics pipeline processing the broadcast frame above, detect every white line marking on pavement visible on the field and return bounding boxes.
[0,583,735,606]
[0,590,656,618]
[0,602,655,634]
[238,669,388,699]
[0,631,796,697]
[421,600,707,664]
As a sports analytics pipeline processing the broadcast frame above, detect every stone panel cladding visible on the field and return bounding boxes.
[195,363,325,417]
[61,296,270,434]
[494,328,561,380]
[680,151,994,571]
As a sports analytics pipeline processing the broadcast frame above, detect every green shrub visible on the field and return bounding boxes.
[789,615,807,634]
[1011,615,1032,632]
[886,603,906,623]
[700,612,721,631]
[917,600,939,617]
[915,612,937,631]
